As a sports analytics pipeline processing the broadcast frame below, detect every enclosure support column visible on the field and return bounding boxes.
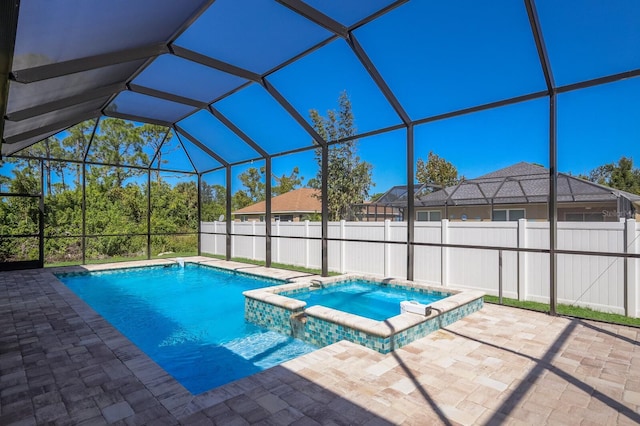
[321,144,329,277]
[147,169,152,260]
[38,160,45,267]
[197,173,202,256]
[548,93,558,315]
[406,124,415,281]
[81,120,98,265]
[265,156,272,268]
[525,0,557,316]
[226,165,232,261]
[82,162,87,264]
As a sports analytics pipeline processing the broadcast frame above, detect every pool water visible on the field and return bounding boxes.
[285,280,447,321]
[58,264,317,394]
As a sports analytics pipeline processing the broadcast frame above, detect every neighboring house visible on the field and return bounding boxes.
[372,162,640,222]
[232,188,321,222]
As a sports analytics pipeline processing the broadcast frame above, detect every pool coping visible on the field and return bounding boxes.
[244,274,485,352]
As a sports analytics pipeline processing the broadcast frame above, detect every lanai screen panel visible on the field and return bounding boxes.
[6,60,144,118]
[3,127,70,157]
[174,0,332,74]
[268,39,402,136]
[535,0,640,86]
[301,0,400,27]
[85,119,157,168]
[177,134,224,174]
[354,0,547,120]
[4,98,106,142]
[152,132,195,173]
[131,55,248,104]
[106,92,196,124]
[11,119,98,162]
[11,0,208,70]
[213,84,314,155]
[178,110,260,164]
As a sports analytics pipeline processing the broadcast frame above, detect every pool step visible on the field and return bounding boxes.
[222,331,313,367]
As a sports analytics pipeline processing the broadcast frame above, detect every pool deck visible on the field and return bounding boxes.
[1,257,639,425]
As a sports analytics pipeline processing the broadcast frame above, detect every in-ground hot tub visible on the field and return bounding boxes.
[244,275,484,354]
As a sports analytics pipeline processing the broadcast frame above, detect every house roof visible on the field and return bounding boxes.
[232,188,321,216]
[375,162,640,208]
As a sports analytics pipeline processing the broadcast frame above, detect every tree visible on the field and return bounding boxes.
[309,91,373,220]
[273,167,303,196]
[201,182,226,221]
[369,192,385,202]
[15,136,65,196]
[237,166,303,201]
[416,151,460,191]
[232,190,253,211]
[141,125,172,183]
[238,167,265,203]
[62,120,95,187]
[88,118,147,187]
[0,119,205,263]
[587,156,640,195]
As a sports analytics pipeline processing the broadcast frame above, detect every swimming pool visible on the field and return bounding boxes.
[282,280,447,321]
[57,263,317,394]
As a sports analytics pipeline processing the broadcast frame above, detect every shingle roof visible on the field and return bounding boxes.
[375,162,640,207]
[232,188,321,215]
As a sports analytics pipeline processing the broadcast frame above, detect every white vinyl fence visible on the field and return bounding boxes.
[201,219,640,317]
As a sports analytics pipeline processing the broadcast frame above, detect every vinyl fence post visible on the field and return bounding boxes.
[626,219,638,318]
[252,220,256,260]
[231,221,235,259]
[275,220,281,264]
[518,218,527,302]
[441,219,449,287]
[498,249,503,304]
[340,220,346,274]
[384,219,391,277]
[216,221,220,255]
[305,220,310,268]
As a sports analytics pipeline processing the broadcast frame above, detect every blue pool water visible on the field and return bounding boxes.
[285,281,447,321]
[57,264,317,394]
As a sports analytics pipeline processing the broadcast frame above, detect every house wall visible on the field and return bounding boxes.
[233,213,311,222]
[417,203,545,221]
[558,201,619,222]
[416,201,621,222]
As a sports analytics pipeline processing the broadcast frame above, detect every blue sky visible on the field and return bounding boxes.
[188,0,640,193]
[5,0,640,196]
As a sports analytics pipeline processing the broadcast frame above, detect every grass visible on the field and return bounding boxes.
[484,295,640,327]
[202,253,341,276]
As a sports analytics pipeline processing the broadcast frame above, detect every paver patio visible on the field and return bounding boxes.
[1,258,639,425]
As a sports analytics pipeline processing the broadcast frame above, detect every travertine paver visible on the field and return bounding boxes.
[1,257,639,425]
